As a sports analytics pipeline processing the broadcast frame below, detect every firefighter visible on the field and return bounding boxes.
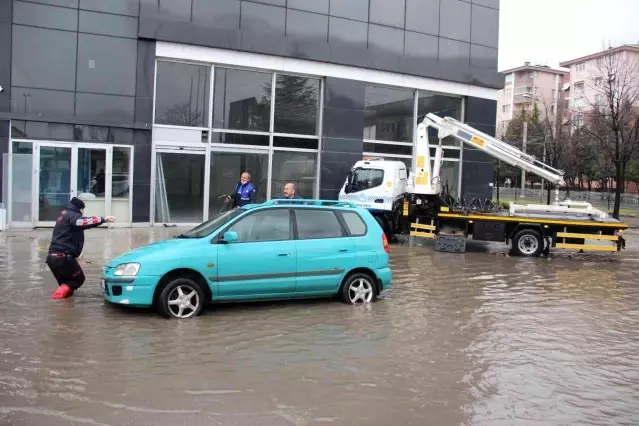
[46,197,115,299]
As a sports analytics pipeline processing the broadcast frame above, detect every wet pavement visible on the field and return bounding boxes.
[1,227,639,426]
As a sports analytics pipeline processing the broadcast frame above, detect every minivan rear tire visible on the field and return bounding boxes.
[340,273,377,305]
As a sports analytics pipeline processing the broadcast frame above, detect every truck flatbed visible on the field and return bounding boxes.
[405,208,628,256]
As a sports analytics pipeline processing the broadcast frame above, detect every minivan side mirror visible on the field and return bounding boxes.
[221,231,238,243]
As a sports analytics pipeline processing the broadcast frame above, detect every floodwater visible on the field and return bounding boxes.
[1,227,639,426]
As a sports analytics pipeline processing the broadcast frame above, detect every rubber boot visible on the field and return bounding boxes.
[51,284,73,299]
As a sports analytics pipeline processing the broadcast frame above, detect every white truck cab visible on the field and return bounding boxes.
[338,159,407,212]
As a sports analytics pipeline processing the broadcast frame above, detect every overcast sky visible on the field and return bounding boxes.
[498,0,639,71]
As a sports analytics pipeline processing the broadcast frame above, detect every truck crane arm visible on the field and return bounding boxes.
[408,113,566,200]
[424,113,565,185]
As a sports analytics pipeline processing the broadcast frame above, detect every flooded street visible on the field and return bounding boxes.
[1,227,639,426]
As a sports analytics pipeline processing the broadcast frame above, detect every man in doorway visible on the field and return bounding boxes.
[282,182,302,200]
[226,171,257,208]
[46,197,115,299]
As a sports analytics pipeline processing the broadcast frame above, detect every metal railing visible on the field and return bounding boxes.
[493,187,639,210]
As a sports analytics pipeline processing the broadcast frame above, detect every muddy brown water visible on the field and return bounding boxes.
[1,228,639,426]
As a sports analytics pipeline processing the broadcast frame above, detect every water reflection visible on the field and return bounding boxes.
[0,228,638,425]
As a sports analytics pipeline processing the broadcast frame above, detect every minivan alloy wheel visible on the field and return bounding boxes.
[167,284,200,318]
[348,278,374,303]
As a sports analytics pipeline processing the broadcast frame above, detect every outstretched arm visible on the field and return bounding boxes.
[72,215,115,229]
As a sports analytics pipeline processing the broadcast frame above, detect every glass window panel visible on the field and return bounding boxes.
[79,11,138,38]
[112,147,131,223]
[274,74,320,135]
[76,148,107,218]
[438,38,470,69]
[286,9,328,40]
[79,0,140,16]
[240,2,286,36]
[295,209,343,239]
[75,93,135,123]
[368,24,404,56]
[329,0,368,21]
[13,1,78,31]
[418,92,462,146]
[211,133,270,147]
[364,85,415,142]
[72,125,134,143]
[439,0,471,42]
[77,34,137,96]
[248,0,285,6]
[429,148,460,159]
[155,152,205,223]
[213,68,272,131]
[363,142,412,156]
[10,152,34,223]
[340,211,367,236]
[288,0,328,14]
[192,0,240,30]
[473,0,499,9]
[228,209,291,243]
[273,137,319,150]
[271,151,317,199]
[433,160,460,199]
[155,61,211,127]
[12,25,77,91]
[328,17,367,48]
[12,121,74,141]
[471,4,499,48]
[370,0,405,29]
[209,151,269,213]
[404,31,438,60]
[27,0,78,8]
[11,87,75,118]
[38,146,72,222]
[470,44,498,70]
[158,0,192,21]
[405,0,439,35]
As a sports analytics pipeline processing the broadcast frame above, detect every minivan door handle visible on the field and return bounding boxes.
[277,253,289,257]
[339,249,348,252]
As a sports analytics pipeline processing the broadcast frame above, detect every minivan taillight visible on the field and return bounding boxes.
[382,233,389,253]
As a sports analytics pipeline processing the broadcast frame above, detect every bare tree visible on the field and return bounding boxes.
[578,48,639,218]
[161,103,205,127]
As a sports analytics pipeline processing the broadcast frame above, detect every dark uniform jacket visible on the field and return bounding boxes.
[233,182,257,207]
[48,202,106,258]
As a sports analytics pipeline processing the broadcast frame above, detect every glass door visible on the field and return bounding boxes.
[75,146,108,219]
[36,144,73,225]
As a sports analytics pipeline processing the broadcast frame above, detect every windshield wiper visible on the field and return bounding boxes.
[175,234,197,239]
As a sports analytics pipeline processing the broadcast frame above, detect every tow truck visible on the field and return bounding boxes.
[339,113,628,257]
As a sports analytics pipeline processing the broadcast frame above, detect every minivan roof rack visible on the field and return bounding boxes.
[263,199,357,208]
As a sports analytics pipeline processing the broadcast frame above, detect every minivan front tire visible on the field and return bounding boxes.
[340,273,377,305]
[157,278,206,319]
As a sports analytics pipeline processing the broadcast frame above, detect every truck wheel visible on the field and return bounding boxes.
[511,229,543,257]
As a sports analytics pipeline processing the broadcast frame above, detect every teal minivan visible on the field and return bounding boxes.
[102,200,392,319]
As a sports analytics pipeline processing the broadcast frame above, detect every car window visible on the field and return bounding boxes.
[228,209,291,242]
[295,209,344,239]
[347,167,384,191]
[340,211,367,236]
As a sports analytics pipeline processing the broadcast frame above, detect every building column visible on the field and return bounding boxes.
[462,96,497,202]
[319,77,365,200]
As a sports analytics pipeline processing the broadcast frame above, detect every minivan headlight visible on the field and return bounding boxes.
[114,263,140,277]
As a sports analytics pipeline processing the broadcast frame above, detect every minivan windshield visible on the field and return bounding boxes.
[176,208,245,239]
[346,168,384,193]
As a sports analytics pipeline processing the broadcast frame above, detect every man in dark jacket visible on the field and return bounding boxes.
[226,172,257,208]
[46,197,115,299]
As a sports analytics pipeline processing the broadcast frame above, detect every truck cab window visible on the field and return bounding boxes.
[347,168,384,192]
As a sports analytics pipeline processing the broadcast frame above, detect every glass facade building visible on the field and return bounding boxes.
[0,0,500,227]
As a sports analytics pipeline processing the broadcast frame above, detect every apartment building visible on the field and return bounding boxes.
[496,63,567,138]
[560,44,639,130]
